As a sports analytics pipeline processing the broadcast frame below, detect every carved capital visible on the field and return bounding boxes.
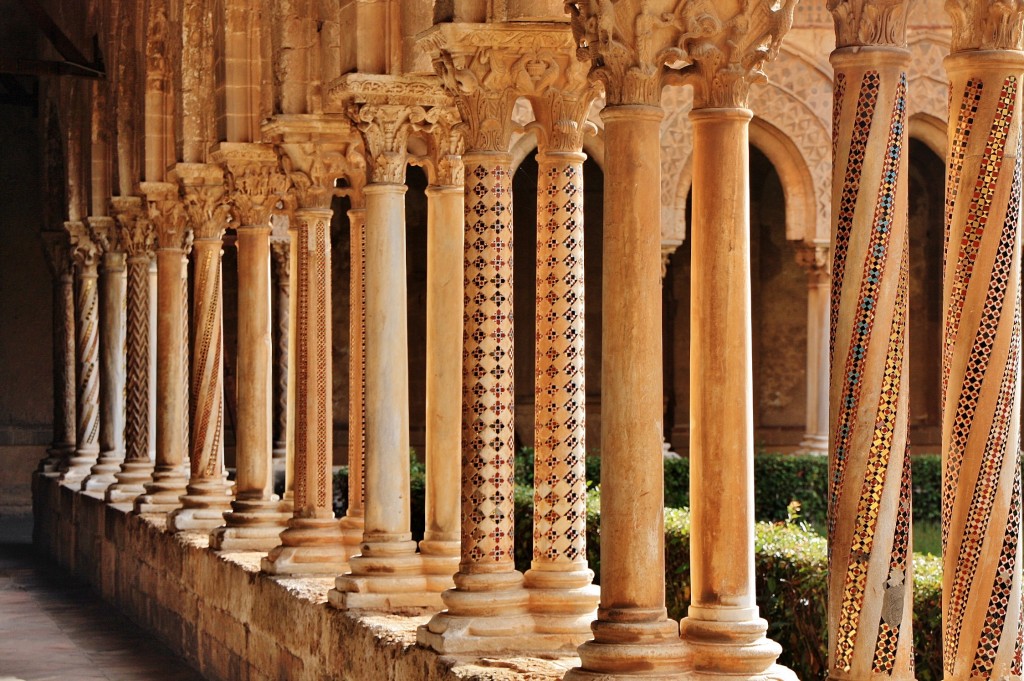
[173,163,231,241]
[410,106,466,187]
[86,215,118,255]
[796,243,831,280]
[348,103,417,185]
[40,230,73,280]
[947,0,1024,52]
[213,143,290,228]
[664,0,798,108]
[111,196,155,259]
[828,0,910,48]
[146,3,171,92]
[141,181,190,250]
[65,220,102,270]
[529,82,599,153]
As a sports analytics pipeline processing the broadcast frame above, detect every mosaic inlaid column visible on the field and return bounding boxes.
[106,198,159,503]
[211,145,291,551]
[797,244,830,454]
[81,216,127,494]
[39,230,76,475]
[168,164,234,532]
[941,6,1024,677]
[826,8,914,677]
[136,181,191,514]
[523,88,598,638]
[262,176,348,575]
[270,234,290,464]
[61,221,103,486]
[338,206,366,547]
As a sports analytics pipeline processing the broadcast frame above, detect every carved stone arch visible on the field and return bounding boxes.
[910,113,947,161]
[908,33,950,127]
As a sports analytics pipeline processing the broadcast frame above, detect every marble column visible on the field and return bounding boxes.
[39,230,76,475]
[338,206,366,546]
[262,175,348,575]
[168,164,234,532]
[211,144,291,551]
[82,215,127,494]
[107,197,159,504]
[135,181,191,513]
[826,7,914,678]
[270,234,290,464]
[61,221,103,486]
[524,89,599,638]
[797,244,830,455]
[941,5,1024,677]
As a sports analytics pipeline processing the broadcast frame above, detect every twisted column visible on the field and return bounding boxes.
[941,5,1024,677]
[82,216,127,494]
[107,197,159,503]
[826,10,914,675]
[61,221,103,486]
[796,244,830,454]
[136,182,191,513]
[338,206,366,547]
[168,164,234,532]
[39,231,76,475]
[210,144,291,551]
[523,88,598,638]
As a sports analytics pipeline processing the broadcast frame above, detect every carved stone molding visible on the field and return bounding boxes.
[146,3,171,93]
[828,0,911,48]
[213,143,290,227]
[173,163,231,241]
[141,181,190,251]
[947,0,1024,52]
[66,220,102,270]
[111,196,155,260]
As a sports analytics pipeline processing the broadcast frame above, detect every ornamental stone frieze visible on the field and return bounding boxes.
[828,0,911,48]
[947,0,1024,52]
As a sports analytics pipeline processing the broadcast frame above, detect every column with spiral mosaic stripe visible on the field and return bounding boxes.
[826,2,914,678]
[941,4,1024,677]
[523,84,599,639]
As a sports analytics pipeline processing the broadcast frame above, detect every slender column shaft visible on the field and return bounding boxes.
[182,250,191,470]
[800,259,830,453]
[942,50,1024,680]
[284,233,297,499]
[64,243,102,484]
[148,258,158,458]
[826,49,913,679]
[42,247,77,474]
[343,207,366,527]
[59,271,77,456]
[271,240,290,459]
[421,187,462,556]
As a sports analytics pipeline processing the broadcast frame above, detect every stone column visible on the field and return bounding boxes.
[331,94,451,610]
[338,205,366,546]
[260,124,354,575]
[81,216,127,494]
[211,144,291,551]
[135,181,191,513]
[826,6,914,678]
[270,233,290,464]
[106,197,159,503]
[941,5,1024,678]
[797,244,830,455]
[523,86,599,637]
[168,163,234,532]
[679,11,797,679]
[61,221,103,486]
[39,230,76,475]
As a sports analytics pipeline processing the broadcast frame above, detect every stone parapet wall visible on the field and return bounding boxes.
[32,476,570,681]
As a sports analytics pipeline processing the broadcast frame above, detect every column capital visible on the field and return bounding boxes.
[410,105,465,188]
[529,77,600,154]
[40,229,73,280]
[111,196,156,261]
[795,242,831,280]
[86,215,119,256]
[212,142,290,228]
[947,0,1024,53]
[66,220,102,270]
[420,22,584,151]
[141,181,190,251]
[173,162,231,241]
[828,0,911,49]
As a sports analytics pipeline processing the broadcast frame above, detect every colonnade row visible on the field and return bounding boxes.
[33,1,1024,680]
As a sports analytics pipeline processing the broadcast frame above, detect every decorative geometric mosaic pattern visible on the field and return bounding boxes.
[832,73,846,165]
[191,245,224,479]
[872,439,912,675]
[181,260,191,468]
[942,77,1018,551]
[532,159,587,565]
[347,212,366,515]
[943,79,984,294]
[945,133,1022,669]
[77,274,100,449]
[829,72,900,547]
[461,160,516,565]
[292,220,309,508]
[311,216,330,511]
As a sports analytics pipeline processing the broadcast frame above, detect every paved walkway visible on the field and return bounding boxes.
[0,519,205,681]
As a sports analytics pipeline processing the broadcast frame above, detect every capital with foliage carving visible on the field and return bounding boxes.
[529,81,599,153]
[213,143,290,228]
[947,0,1024,52]
[141,181,190,251]
[828,0,911,48]
[66,220,102,270]
[410,106,466,187]
[40,230,73,280]
[173,163,231,241]
[86,215,119,256]
[111,196,155,260]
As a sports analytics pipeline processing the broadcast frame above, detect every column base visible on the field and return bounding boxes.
[209,498,291,552]
[133,465,189,513]
[524,565,600,637]
[328,539,451,612]
[339,513,364,552]
[260,516,350,576]
[60,451,100,487]
[38,445,72,477]
[566,612,690,679]
[166,478,233,532]
[797,434,828,455]
[680,613,794,680]
[105,460,156,503]
[80,451,124,492]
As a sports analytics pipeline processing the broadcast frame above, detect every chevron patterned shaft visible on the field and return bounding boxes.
[124,256,151,462]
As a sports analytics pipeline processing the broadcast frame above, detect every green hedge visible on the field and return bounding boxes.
[333,452,945,680]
